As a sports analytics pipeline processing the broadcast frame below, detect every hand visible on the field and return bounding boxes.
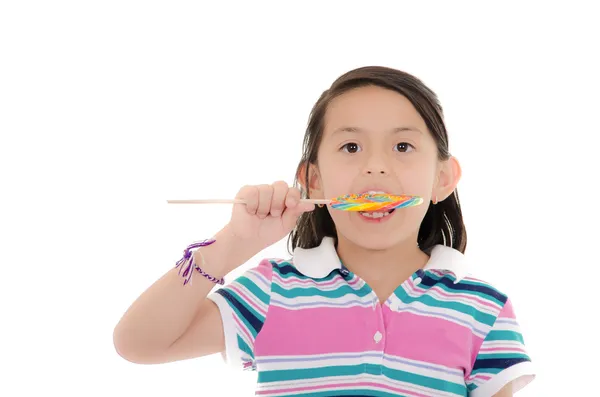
[227,181,315,251]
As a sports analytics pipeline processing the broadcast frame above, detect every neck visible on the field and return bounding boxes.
[335,234,429,284]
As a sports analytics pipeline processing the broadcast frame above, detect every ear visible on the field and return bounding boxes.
[434,156,461,202]
[297,162,324,198]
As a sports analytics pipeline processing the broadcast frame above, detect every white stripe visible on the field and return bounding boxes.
[382,354,464,381]
[468,361,535,397]
[272,273,352,291]
[270,290,375,309]
[256,351,463,382]
[206,293,249,370]
[491,319,521,332]
[256,373,464,397]
[390,297,490,336]
[481,340,523,349]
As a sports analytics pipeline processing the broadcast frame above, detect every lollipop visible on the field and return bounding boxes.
[329,193,423,212]
[167,193,423,212]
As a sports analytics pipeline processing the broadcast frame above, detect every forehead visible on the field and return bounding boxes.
[324,85,427,133]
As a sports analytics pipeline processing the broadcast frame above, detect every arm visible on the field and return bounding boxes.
[112,225,258,364]
[466,298,535,396]
[492,383,512,397]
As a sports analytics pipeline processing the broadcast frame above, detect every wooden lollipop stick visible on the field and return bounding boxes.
[166,198,332,205]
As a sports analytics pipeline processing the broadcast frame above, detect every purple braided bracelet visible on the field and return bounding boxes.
[174,239,224,286]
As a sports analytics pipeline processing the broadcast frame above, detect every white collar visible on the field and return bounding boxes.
[291,236,469,283]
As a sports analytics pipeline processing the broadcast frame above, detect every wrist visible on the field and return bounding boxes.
[196,224,260,277]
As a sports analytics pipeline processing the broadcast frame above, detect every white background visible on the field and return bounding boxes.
[1,1,598,396]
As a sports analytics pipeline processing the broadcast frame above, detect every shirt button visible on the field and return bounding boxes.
[373,331,383,343]
[414,277,422,285]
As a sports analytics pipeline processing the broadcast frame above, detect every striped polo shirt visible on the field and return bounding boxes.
[207,237,535,396]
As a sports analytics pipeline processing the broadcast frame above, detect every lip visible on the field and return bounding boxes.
[356,208,396,223]
[357,187,396,195]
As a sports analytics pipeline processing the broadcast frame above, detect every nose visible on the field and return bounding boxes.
[363,153,391,175]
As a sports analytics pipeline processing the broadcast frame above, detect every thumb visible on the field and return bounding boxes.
[281,202,315,230]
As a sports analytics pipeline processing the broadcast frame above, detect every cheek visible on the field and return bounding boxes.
[396,165,437,195]
[318,166,357,197]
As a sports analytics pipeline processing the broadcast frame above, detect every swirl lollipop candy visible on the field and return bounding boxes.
[329,193,423,212]
[167,193,423,211]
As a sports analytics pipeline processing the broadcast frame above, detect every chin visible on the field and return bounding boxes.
[331,211,422,251]
[338,230,411,251]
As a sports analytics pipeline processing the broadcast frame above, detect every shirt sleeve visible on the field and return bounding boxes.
[206,258,273,371]
[466,298,536,396]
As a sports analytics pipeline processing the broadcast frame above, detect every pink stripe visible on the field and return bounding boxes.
[255,305,375,355]
[467,300,519,374]
[254,259,274,279]
[257,381,433,397]
[497,298,516,319]
[384,309,473,370]
[470,374,492,382]
[405,279,501,312]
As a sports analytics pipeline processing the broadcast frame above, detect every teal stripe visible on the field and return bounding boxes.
[383,367,466,395]
[259,365,366,383]
[259,365,465,396]
[476,352,528,360]
[394,288,497,326]
[237,335,253,359]
[486,330,525,343]
[235,274,270,306]
[272,283,372,299]
[470,366,503,376]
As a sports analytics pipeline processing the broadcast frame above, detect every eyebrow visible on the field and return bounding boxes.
[331,126,423,135]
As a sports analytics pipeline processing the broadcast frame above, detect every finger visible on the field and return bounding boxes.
[269,181,288,218]
[298,201,316,212]
[237,185,259,215]
[281,200,314,231]
[256,184,273,219]
[284,186,302,209]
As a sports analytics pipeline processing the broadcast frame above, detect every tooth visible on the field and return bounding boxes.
[360,210,393,219]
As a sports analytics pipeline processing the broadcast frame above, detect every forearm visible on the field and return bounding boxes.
[112,225,257,360]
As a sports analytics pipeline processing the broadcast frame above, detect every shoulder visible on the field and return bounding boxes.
[422,270,513,330]
[426,270,509,305]
[262,257,320,280]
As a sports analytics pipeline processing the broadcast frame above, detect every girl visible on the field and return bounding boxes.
[113,66,535,396]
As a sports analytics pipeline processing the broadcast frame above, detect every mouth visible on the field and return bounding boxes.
[357,190,396,220]
[358,208,396,218]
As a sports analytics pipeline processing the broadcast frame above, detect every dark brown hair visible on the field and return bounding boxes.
[287,66,467,254]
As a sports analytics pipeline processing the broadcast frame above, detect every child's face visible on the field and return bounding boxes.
[310,85,447,250]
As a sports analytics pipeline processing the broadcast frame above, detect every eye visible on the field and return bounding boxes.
[340,142,361,154]
[394,142,415,153]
